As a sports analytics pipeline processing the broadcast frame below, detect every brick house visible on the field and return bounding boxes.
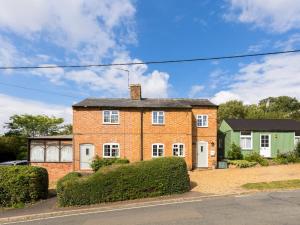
[29,84,218,182]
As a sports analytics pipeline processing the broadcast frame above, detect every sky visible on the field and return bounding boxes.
[1,0,300,132]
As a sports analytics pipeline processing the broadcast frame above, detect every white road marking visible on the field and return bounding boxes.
[1,198,204,225]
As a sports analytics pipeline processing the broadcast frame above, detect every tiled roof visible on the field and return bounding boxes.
[225,119,300,131]
[73,98,217,108]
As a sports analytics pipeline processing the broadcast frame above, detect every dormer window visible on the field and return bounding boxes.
[103,110,119,124]
[152,111,164,125]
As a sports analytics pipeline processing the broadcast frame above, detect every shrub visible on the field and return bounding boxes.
[90,156,130,172]
[244,152,269,166]
[274,151,300,164]
[228,160,257,168]
[57,157,190,206]
[0,166,48,207]
[227,143,243,160]
[295,142,300,157]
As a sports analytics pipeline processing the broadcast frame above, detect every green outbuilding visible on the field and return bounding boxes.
[219,119,300,159]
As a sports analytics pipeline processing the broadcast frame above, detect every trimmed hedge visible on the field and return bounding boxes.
[57,157,190,206]
[90,156,129,172]
[0,166,48,207]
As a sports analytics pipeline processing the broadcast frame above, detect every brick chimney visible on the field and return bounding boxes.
[130,84,141,100]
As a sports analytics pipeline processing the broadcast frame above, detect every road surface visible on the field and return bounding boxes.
[5,190,300,225]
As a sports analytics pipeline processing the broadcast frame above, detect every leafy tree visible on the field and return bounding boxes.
[218,100,247,124]
[5,114,65,137]
[0,135,27,162]
[59,124,73,135]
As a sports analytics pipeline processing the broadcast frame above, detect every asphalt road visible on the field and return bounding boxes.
[6,190,300,225]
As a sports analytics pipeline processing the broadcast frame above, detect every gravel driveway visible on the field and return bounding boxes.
[190,164,300,194]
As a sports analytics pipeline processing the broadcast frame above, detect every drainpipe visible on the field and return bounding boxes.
[140,109,144,161]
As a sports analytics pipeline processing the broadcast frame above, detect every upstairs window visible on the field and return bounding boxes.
[173,143,184,157]
[152,111,164,125]
[103,110,119,124]
[197,115,208,127]
[240,131,252,150]
[103,143,120,158]
[152,144,164,157]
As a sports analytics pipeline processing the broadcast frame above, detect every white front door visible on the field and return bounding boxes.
[80,144,95,169]
[197,141,208,167]
[260,134,271,157]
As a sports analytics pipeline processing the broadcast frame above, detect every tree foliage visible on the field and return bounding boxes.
[5,114,68,137]
[218,96,300,124]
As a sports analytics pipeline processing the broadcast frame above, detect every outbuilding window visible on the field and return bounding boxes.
[295,132,300,146]
[240,131,252,150]
[103,143,120,158]
[152,144,164,157]
[173,143,184,157]
[103,110,119,124]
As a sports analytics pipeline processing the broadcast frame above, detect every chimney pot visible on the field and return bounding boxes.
[130,84,141,100]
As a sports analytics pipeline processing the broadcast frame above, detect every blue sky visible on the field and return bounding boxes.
[1,0,300,131]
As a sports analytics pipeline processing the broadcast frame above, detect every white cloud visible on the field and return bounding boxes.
[0,36,22,69]
[226,0,300,33]
[188,85,204,98]
[275,33,300,50]
[211,53,300,104]
[0,0,172,98]
[0,93,71,134]
[65,56,170,98]
[0,0,136,63]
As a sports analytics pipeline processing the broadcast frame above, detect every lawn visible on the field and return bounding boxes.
[242,179,300,190]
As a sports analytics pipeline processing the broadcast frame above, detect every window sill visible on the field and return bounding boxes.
[197,126,208,128]
[103,156,120,158]
[152,123,165,126]
[102,123,120,125]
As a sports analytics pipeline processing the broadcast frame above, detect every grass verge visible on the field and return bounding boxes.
[242,179,300,190]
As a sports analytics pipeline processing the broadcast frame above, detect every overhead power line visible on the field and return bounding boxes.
[0,81,78,99]
[0,49,299,70]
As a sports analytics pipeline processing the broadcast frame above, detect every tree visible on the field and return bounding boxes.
[218,100,247,124]
[5,114,65,137]
[0,135,27,162]
[59,124,73,135]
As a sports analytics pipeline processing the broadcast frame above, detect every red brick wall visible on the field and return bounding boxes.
[73,108,142,171]
[31,162,73,183]
[73,106,217,170]
[192,107,218,168]
[142,109,193,169]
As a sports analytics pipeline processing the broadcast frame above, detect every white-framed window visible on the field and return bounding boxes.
[240,131,252,150]
[103,110,119,124]
[103,143,120,158]
[152,111,164,125]
[173,143,185,157]
[197,115,208,127]
[31,146,45,162]
[61,145,73,162]
[46,146,59,162]
[152,143,164,157]
[295,132,300,146]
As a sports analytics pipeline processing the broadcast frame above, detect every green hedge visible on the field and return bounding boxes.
[0,166,48,207]
[57,157,190,206]
[90,156,129,172]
